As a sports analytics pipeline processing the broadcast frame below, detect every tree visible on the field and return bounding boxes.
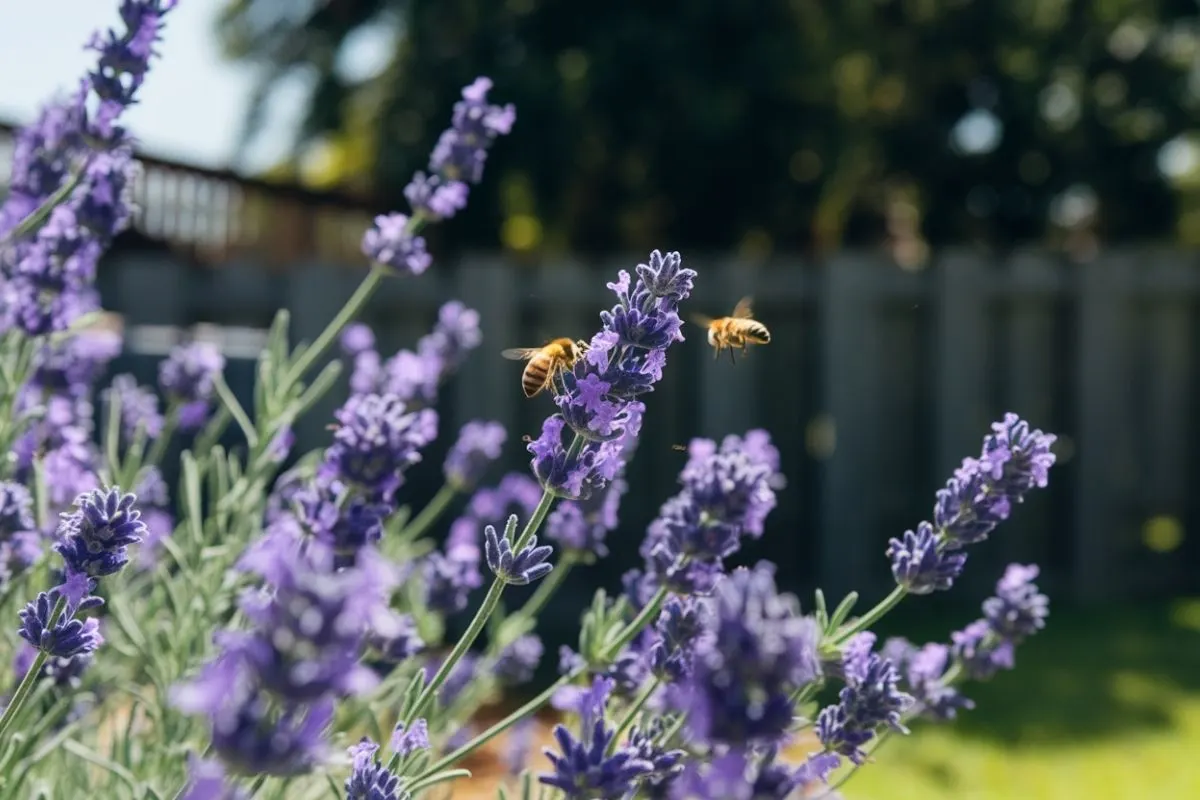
[217,0,1200,257]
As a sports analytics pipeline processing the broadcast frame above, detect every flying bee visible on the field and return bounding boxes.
[501,337,589,398]
[692,296,772,364]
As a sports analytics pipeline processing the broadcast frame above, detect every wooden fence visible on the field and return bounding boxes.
[93,247,1200,610]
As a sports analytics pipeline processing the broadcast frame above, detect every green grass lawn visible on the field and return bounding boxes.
[841,599,1200,800]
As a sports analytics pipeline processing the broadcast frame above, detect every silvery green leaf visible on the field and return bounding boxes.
[180,452,204,546]
[827,591,860,634]
[814,588,829,631]
[3,161,87,241]
[404,769,471,795]
[289,358,342,419]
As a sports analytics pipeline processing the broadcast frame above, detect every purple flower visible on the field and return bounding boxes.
[361,213,431,275]
[13,640,96,689]
[366,613,424,664]
[904,643,975,721]
[179,754,248,800]
[626,719,686,792]
[228,540,400,702]
[29,328,122,396]
[340,323,376,356]
[529,250,694,499]
[670,749,823,800]
[390,718,430,758]
[428,77,515,185]
[495,634,544,685]
[951,619,1015,681]
[485,517,554,585]
[175,673,333,777]
[345,739,404,800]
[404,172,469,220]
[539,677,655,799]
[0,481,36,538]
[983,563,1049,640]
[648,595,709,683]
[816,636,914,764]
[54,487,146,578]
[102,373,164,442]
[951,562,1050,680]
[887,522,968,594]
[158,341,225,429]
[348,302,482,408]
[505,718,536,776]
[671,563,821,747]
[638,430,779,595]
[17,575,104,659]
[444,420,506,491]
[295,480,388,566]
[934,415,1056,550]
[322,393,437,502]
[422,550,482,614]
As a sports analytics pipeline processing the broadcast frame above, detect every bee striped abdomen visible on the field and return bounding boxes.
[743,320,771,344]
[522,354,553,397]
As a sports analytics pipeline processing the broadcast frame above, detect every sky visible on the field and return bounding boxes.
[0,0,315,172]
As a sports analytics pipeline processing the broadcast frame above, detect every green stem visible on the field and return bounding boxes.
[0,158,91,245]
[397,484,458,543]
[832,586,907,646]
[607,677,660,755]
[487,554,578,659]
[0,598,64,741]
[283,265,387,387]
[212,372,258,447]
[416,672,574,780]
[601,585,670,662]
[144,409,179,469]
[402,488,560,732]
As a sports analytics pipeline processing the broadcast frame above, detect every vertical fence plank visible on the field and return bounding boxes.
[285,262,357,454]
[1073,253,1137,602]
[1139,251,1193,593]
[453,256,519,456]
[819,255,884,600]
[1000,251,1060,572]
[934,250,990,482]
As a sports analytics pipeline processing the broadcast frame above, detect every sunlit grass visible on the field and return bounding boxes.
[844,601,1200,800]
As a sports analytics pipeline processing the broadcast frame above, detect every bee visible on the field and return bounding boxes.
[692,296,771,364]
[501,338,589,398]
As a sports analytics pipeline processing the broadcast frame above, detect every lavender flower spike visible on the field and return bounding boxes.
[887,522,967,595]
[54,486,147,578]
[345,739,405,800]
[485,515,554,585]
[17,574,104,659]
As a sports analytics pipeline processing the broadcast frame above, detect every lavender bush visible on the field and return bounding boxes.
[0,3,1058,798]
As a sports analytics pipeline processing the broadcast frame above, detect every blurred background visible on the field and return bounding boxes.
[3,1,1200,797]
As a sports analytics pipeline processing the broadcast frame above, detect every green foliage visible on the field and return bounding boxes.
[218,0,1200,253]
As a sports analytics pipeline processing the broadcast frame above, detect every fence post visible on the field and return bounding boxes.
[1073,252,1136,603]
[819,255,883,600]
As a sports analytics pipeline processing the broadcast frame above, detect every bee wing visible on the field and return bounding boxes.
[500,347,540,361]
[690,313,715,328]
[731,296,755,319]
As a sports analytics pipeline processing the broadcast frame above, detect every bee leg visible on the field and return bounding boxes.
[729,347,737,366]
[713,345,720,361]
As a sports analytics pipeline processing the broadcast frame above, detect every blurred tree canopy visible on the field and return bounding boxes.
[217,0,1200,258]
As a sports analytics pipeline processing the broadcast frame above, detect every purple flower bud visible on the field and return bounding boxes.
[495,633,544,685]
[54,486,146,578]
[983,563,1049,640]
[816,641,914,764]
[404,172,469,220]
[345,739,403,800]
[339,323,376,356]
[390,718,430,758]
[102,374,164,442]
[322,393,437,502]
[17,571,104,659]
[444,420,506,491]
[485,517,554,585]
[887,522,967,594]
[158,341,225,429]
[361,213,432,275]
